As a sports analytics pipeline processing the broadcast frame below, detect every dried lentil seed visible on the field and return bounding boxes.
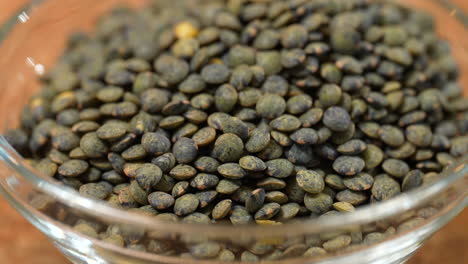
[257,177,286,191]
[191,173,219,190]
[173,137,198,164]
[216,179,241,195]
[304,193,333,215]
[141,133,171,156]
[170,165,197,180]
[245,128,270,153]
[323,107,351,132]
[256,51,282,75]
[402,170,424,191]
[382,159,410,178]
[270,115,301,132]
[265,191,289,204]
[211,133,244,163]
[152,153,176,173]
[290,128,319,145]
[372,174,401,201]
[174,194,199,216]
[333,156,365,176]
[256,94,286,120]
[80,132,108,158]
[58,159,89,177]
[406,124,433,147]
[296,170,325,194]
[343,173,374,191]
[121,144,147,161]
[148,192,175,210]
[239,156,266,172]
[212,199,232,220]
[378,125,405,147]
[336,190,367,205]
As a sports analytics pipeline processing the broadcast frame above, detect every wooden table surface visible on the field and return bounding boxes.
[0,1,467,263]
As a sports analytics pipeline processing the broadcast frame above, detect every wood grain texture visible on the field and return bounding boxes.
[0,1,466,264]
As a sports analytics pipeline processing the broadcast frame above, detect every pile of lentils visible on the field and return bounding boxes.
[5,0,468,224]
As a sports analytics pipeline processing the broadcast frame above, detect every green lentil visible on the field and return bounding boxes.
[296,170,325,194]
[148,192,175,210]
[304,193,333,215]
[170,165,197,180]
[217,163,246,180]
[212,133,244,163]
[372,174,401,201]
[382,159,410,178]
[265,159,294,179]
[239,156,266,172]
[190,173,219,190]
[135,163,162,190]
[333,156,365,176]
[343,173,374,191]
[256,94,286,120]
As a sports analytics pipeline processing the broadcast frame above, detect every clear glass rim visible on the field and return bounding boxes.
[0,0,467,239]
[1,134,468,238]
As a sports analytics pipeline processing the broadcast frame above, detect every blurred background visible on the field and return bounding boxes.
[0,1,466,263]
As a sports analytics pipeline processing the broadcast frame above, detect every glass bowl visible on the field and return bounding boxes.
[0,0,467,263]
